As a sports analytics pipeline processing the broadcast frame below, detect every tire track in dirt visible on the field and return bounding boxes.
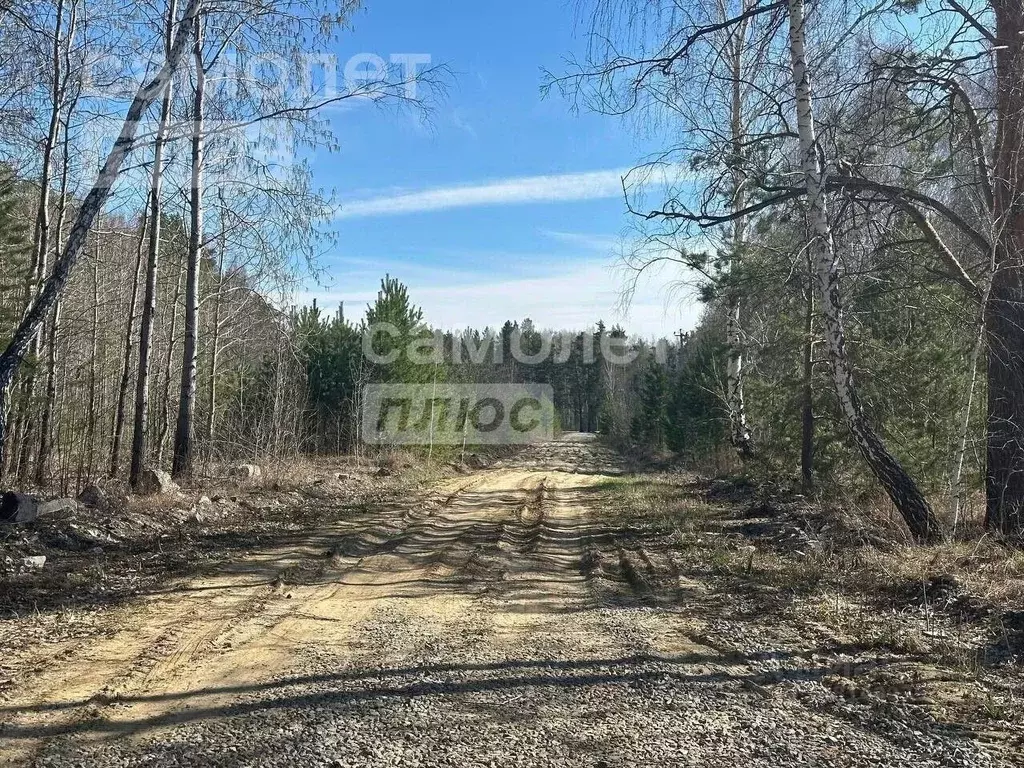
[478,467,713,663]
[0,445,724,765]
[5,435,1004,767]
[0,476,503,760]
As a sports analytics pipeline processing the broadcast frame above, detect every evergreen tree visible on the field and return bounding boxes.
[632,358,669,451]
[294,301,363,451]
[364,275,433,385]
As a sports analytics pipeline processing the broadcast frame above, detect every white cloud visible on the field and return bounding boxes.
[540,230,624,252]
[335,164,696,219]
[335,168,633,218]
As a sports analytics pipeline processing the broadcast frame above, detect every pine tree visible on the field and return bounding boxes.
[295,302,364,451]
[632,359,669,451]
[364,275,432,385]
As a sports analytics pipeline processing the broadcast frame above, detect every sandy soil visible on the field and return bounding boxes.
[0,435,1014,767]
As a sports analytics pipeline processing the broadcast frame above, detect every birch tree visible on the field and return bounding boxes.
[560,0,774,459]
[560,0,944,539]
[785,0,939,540]
[8,0,79,481]
[171,13,204,478]
[0,0,447,491]
[108,208,147,477]
[0,0,204,475]
[159,0,442,477]
[128,0,183,488]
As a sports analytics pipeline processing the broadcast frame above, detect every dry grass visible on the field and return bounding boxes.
[193,449,448,495]
[588,471,1023,748]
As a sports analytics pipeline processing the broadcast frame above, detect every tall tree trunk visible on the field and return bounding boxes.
[951,288,989,532]
[172,15,204,478]
[54,350,68,493]
[787,0,939,542]
[34,94,76,489]
[156,260,183,465]
[0,0,203,474]
[205,213,225,449]
[85,262,99,480]
[986,0,1024,535]
[109,208,147,477]
[9,0,68,484]
[129,0,184,487]
[725,12,753,459]
[205,315,220,444]
[34,300,61,487]
[800,253,815,490]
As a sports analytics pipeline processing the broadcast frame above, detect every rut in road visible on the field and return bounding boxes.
[0,445,613,758]
[0,435,1005,767]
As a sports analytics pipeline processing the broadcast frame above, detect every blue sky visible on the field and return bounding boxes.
[301,0,703,339]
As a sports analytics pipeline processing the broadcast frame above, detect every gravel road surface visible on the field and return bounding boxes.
[0,435,1010,767]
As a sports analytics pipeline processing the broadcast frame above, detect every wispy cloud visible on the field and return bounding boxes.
[335,168,633,219]
[540,230,623,253]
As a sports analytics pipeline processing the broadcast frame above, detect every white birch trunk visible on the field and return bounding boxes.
[0,0,203,477]
[129,0,184,487]
[950,267,994,531]
[109,207,147,477]
[787,0,939,542]
[721,3,753,458]
[172,13,204,478]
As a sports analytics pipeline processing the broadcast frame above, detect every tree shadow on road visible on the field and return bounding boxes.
[0,649,904,742]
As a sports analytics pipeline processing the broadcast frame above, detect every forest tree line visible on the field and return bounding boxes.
[1,0,1024,546]
[0,0,433,491]
[543,0,1024,541]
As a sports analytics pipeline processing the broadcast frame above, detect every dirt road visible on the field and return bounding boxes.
[0,435,1011,766]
